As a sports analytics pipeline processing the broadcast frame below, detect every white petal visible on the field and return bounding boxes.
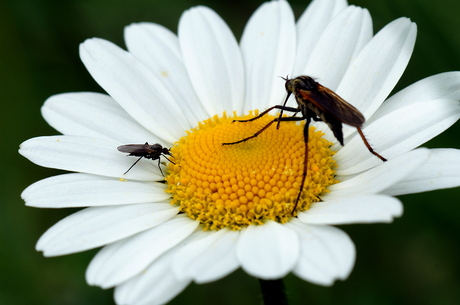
[241,0,296,111]
[369,71,460,123]
[336,99,460,175]
[294,0,348,75]
[80,38,189,143]
[125,23,208,126]
[41,92,162,144]
[21,173,169,208]
[287,220,355,285]
[86,214,198,288]
[171,228,239,284]
[37,204,178,256]
[114,248,190,305]
[298,195,402,225]
[19,135,164,180]
[237,220,299,279]
[179,6,244,116]
[300,6,372,90]
[383,149,460,196]
[331,148,430,196]
[336,18,416,130]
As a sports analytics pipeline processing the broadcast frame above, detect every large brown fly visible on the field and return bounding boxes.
[223,75,387,213]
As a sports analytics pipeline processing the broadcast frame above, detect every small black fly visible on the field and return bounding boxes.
[117,142,174,176]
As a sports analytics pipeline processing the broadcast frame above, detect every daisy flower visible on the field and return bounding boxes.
[19,0,460,304]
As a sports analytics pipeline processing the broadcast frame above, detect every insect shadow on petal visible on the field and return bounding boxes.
[117,142,174,176]
[223,75,387,214]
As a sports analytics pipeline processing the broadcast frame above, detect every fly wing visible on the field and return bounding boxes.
[296,84,365,127]
[117,144,153,154]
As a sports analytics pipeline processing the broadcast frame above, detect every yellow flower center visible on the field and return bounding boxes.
[165,111,337,230]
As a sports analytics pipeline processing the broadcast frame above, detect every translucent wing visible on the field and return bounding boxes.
[117,143,154,154]
[295,84,365,127]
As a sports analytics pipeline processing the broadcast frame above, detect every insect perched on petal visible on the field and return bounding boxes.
[223,75,387,213]
[117,142,174,176]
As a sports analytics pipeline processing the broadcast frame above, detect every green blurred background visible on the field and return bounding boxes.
[2,0,460,304]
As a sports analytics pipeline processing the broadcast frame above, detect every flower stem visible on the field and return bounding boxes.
[258,278,288,305]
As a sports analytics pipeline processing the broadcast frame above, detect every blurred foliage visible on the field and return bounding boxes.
[1,0,460,304]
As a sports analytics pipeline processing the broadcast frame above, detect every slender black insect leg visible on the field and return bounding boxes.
[292,115,311,215]
[223,115,304,145]
[124,156,143,175]
[233,105,300,123]
[356,127,387,162]
[157,158,165,177]
[223,119,277,145]
[276,91,293,129]
[163,155,176,165]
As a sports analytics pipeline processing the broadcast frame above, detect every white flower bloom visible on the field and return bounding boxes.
[19,0,460,304]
